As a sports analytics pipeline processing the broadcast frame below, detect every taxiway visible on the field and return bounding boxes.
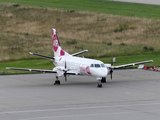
[0,69,160,120]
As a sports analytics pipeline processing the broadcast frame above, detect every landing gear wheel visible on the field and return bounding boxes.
[97,83,102,88]
[54,80,60,85]
[54,76,60,85]
[101,77,106,83]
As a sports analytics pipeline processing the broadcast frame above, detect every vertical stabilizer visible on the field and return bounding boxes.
[52,28,70,57]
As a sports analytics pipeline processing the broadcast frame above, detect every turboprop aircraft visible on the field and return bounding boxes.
[6,28,153,87]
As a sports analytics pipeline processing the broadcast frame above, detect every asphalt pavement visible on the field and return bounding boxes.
[0,69,160,120]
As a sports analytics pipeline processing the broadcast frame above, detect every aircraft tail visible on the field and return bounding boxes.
[52,28,70,57]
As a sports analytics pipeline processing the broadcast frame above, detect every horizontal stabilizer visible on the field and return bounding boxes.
[29,52,54,60]
[72,50,88,56]
[6,67,56,73]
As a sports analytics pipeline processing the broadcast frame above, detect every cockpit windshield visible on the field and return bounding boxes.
[101,64,105,67]
[95,64,100,68]
[90,64,105,68]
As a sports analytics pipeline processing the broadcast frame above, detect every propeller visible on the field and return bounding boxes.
[110,68,113,79]
[63,60,68,81]
[110,57,115,79]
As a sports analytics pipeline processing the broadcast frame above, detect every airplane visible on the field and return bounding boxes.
[6,28,153,87]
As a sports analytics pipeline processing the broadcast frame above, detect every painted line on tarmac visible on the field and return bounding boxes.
[19,111,137,120]
[1,102,160,114]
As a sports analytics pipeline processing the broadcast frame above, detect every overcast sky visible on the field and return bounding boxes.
[114,0,160,5]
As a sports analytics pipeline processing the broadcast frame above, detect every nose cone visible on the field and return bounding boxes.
[99,69,108,77]
[91,68,108,77]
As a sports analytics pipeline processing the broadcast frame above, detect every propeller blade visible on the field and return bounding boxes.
[65,60,67,69]
[110,68,113,79]
[110,57,115,79]
[64,60,67,81]
[111,72,112,79]
[64,72,67,81]
[111,61,113,66]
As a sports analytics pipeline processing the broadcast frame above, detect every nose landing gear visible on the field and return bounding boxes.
[54,76,61,85]
[97,77,106,88]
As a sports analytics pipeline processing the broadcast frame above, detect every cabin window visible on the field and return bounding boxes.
[90,64,105,68]
[95,64,101,68]
[101,64,105,67]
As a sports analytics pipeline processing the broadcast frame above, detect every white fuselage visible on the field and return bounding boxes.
[53,55,108,77]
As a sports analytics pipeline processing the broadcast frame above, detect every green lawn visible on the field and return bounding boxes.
[0,59,53,75]
[0,0,160,75]
[0,0,160,19]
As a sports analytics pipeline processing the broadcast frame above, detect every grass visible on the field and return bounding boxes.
[1,59,53,75]
[99,54,160,65]
[0,1,160,74]
[0,0,160,19]
[0,3,160,62]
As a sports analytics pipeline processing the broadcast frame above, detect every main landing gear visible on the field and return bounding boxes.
[97,83,102,88]
[54,76,60,85]
[101,77,106,83]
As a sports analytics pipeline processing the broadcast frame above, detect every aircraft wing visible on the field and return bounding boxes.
[72,50,88,56]
[6,67,56,73]
[112,60,153,69]
[6,67,80,75]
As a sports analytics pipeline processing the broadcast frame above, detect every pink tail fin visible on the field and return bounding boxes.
[52,28,69,57]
